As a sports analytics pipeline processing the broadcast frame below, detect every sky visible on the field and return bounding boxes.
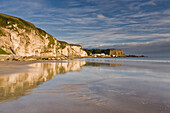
[0,0,170,56]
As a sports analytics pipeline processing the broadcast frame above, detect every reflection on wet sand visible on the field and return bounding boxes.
[85,62,122,67]
[1,59,170,113]
[28,80,106,106]
[0,60,86,102]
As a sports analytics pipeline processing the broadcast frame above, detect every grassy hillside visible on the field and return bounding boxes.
[0,13,35,29]
[0,13,50,38]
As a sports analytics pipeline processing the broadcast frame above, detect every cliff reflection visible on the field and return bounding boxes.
[0,61,86,102]
[85,62,122,67]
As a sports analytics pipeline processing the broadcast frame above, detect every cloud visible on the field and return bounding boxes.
[1,0,170,57]
[129,0,157,10]
[67,1,81,6]
[97,14,107,19]
[94,38,170,57]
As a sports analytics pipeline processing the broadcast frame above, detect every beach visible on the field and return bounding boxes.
[0,61,34,76]
[0,58,170,113]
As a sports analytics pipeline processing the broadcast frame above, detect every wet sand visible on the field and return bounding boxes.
[0,61,34,76]
[0,59,170,113]
[0,60,64,76]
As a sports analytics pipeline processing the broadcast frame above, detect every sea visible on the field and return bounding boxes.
[82,57,170,63]
[0,57,170,113]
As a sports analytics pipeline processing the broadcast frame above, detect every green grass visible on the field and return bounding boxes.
[47,36,55,48]
[58,41,67,49]
[0,13,35,29]
[70,44,81,47]
[0,13,38,34]
[36,28,47,40]
[0,48,9,54]
[58,41,82,49]
[37,28,46,37]
[0,13,49,40]
[0,29,6,36]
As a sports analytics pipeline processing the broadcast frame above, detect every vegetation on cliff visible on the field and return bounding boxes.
[47,35,55,48]
[0,13,35,28]
[83,49,108,55]
[0,29,6,36]
[0,13,50,39]
[0,48,9,55]
[58,41,67,49]
[84,49,125,57]
[83,49,120,55]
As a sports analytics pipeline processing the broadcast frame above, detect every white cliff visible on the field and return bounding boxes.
[0,13,87,57]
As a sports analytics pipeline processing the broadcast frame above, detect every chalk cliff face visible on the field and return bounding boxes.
[0,13,87,57]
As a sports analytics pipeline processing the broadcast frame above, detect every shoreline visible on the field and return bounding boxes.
[0,55,91,76]
[0,54,147,62]
[0,55,93,62]
[0,55,149,76]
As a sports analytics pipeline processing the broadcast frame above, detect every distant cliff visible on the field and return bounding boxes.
[0,13,87,58]
[84,49,126,57]
[108,49,126,57]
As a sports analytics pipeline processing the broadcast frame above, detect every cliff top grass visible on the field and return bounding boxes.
[57,41,82,49]
[109,49,123,51]
[0,13,47,36]
[58,40,68,44]
[70,44,81,47]
[0,13,35,29]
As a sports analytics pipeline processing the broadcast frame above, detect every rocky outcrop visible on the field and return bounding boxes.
[0,13,87,57]
[108,49,126,57]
